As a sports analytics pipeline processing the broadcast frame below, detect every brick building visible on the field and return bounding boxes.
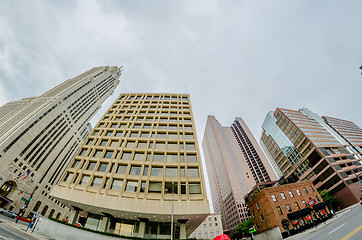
[245,180,329,235]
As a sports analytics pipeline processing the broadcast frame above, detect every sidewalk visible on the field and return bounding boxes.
[286,203,358,240]
[0,216,53,240]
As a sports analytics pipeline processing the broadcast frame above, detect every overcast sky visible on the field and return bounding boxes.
[1,0,362,210]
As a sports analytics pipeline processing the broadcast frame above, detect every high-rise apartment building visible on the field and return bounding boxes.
[261,108,362,208]
[0,66,121,220]
[202,116,278,234]
[51,93,209,239]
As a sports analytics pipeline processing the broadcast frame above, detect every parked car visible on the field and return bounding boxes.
[0,209,17,219]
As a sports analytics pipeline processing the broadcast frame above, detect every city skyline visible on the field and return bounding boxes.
[0,1,361,148]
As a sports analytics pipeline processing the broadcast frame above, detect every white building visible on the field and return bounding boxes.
[0,66,121,221]
[190,213,223,240]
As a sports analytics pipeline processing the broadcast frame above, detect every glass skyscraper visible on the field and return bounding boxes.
[261,108,362,208]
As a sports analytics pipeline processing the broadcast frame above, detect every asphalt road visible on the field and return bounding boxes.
[0,222,36,240]
[300,205,362,240]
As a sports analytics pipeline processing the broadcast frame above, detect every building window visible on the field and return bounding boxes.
[129,166,141,175]
[153,153,164,162]
[63,172,74,182]
[302,200,307,207]
[289,191,294,198]
[189,183,201,194]
[111,179,123,190]
[80,149,87,156]
[276,206,283,215]
[87,162,96,171]
[79,175,90,185]
[121,152,132,160]
[91,177,102,187]
[286,204,292,212]
[187,167,199,177]
[116,165,127,174]
[186,154,197,162]
[281,192,286,199]
[165,182,178,194]
[294,202,300,210]
[104,151,113,158]
[125,181,138,192]
[296,189,301,195]
[256,203,260,210]
[165,168,178,177]
[134,152,144,161]
[140,181,146,192]
[271,194,277,202]
[151,167,163,176]
[98,163,108,172]
[93,150,102,158]
[303,187,308,194]
[100,140,108,146]
[260,214,264,222]
[72,160,81,168]
[309,186,315,192]
[148,182,162,193]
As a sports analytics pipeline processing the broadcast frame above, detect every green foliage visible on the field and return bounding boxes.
[319,190,341,209]
[234,217,254,236]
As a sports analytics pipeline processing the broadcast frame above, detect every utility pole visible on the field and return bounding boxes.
[15,186,38,223]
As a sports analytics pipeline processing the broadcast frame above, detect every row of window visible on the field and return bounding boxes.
[271,186,315,201]
[64,172,201,194]
[71,161,200,177]
[97,122,193,132]
[103,113,193,123]
[92,130,197,139]
[91,131,194,142]
[119,95,188,101]
[78,148,198,162]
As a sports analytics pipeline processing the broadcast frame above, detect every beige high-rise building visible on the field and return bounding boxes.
[51,93,210,239]
[0,66,121,220]
[203,116,278,235]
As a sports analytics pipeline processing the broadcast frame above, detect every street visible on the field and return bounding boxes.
[0,215,36,240]
[291,204,362,240]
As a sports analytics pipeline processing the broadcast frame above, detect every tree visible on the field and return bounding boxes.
[319,190,341,210]
[234,217,254,237]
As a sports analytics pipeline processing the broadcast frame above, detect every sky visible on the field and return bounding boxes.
[1,0,362,210]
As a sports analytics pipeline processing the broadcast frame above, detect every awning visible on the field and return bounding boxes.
[312,202,327,210]
[287,208,312,220]
[0,195,13,203]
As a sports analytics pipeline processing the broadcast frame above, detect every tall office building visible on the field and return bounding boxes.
[51,93,209,239]
[0,66,121,220]
[202,116,278,234]
[261,108,362,208]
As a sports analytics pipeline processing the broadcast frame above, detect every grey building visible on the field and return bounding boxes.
[0,66,121,220]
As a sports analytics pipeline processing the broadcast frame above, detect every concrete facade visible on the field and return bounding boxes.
[51,93,210,239]
[260,108,362,208]
[202,116,278,235]
[189,213,223,239]
[0,66,121,221]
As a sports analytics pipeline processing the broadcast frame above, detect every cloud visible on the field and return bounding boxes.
[1,0,362,211]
